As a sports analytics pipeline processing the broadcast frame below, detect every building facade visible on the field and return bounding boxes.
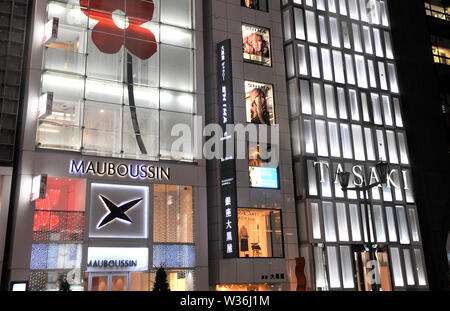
[280,0,428,290]
[5,0,209,291]
[2,0,447,292]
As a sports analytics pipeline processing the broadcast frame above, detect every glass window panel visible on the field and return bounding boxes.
[362,26,373,54]
[345,54,356,85]
[393,98,404,127]
[352,124,365,161]
[359,0,368,22]
[413,249,427,285]
[37,121,82,151]
[338,0,348,15]
[352,23,363,52]
[290,119,301,156]
[328,0,337,13]
[396,206,410,245]
[371,93,383,125]
[285,44,295,78]
[385,206,398,242]
[288,79,299,116]
[368,0,381,25]
[329,122,341,157]
[311,202,322,240]
[297,44,309,75]
[310,46,321,78]
[160,111,194,161]
[47,2,88,29]
[160,25,193,49]
[355,54,368,89]
[160,44,194,92]
[321,48,334,81]
[340,124,353,159]
[382,95,393,126]
[324,84,337,119]
[403,249,415,286]
[348,0,360,20]
[390,247,405,287]
[376,129,387,162]
[378,61,388,91]
[387,63,400,93]
[384,31,394,59]
[44,45,86,76]
[361,93,371,122]
[386,130,399,164]
[349,89,360,121]
[161,0,193,29]
[87,31,124,82]
[403,170,415,203]
[154,185,194,243]
[160,90,194,114]
[305,0,313,6]
[317,0,326,10]
[316,120,329,157]
[337,87,348,119]
[336,203,349,242]
[83,101,122,156]
[123,107,159,159]
[408,208,420,242]
[41,72,84,104]
[323,202,337,242]
[294,8,306,40]
[341,21,351,49]
[373,28,384,57]
[305,10,318,43]
[364,128,376,161]
[300,79,312,114]
[360,204,369,242]
[319,15,329,44]
[283,10,292,41]
[153,245,195,268]
[321,162,333,198]
[332,50,345,84]
[85,79,124,105]
[329,17,341,48]
[367,60,377,88]
[304,119,315,153]
[380,1,389,26]
[382,184,393,202]
[313,83,325,116]
[326,246,341,288]
[340,246,354,288]
[373,205,386,243]
[314,246,329,290]
[349,204,361,241]
[307,160,318,195]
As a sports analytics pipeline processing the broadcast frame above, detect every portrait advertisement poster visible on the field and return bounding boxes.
[242,24,272,66]
[241,0,268,12]
[245,81,275,125]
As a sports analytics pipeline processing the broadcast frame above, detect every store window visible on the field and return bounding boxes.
[242,24,272,66]
[241,0,268,12]
[153,185,194,243]
[30,177,86,291]
[248,143,279,189]
[38,0,196,162]
[238,209,284,258]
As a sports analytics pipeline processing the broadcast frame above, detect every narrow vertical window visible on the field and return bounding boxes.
[349,204,361,241]
[386,130,399,164]
[367,60,378,88]
[341,21,351,49]
[294,8,306,40]
[310,46,321,78]
[290,119,301,156]
[329,17,341,48]
[362,26,373,54]
[336,203,349,242]
[297,43,309,75]
[338,0,347,16]
[378,61,388,91]
[305,10,318,43]
[361,93,371,122]
[324,84,337,119]
[349,89,360,121]
[384,31,394,59]
[321,48,334,81]
[332,50,345,84]
[326,246,341,288]
[371,93,383,125]
[337,87,348,119]
[285,44,295,78]
[393,98,404,127]
[355,54,368,89]
[376,129,387,162]
[283,10,292,41]
[390,247,405,287]
[316,120,329,157]
[396,206,411,245]
[364,128,376,161]
[323,202,337,242]
[397,132,409,165]
[327,0,337,13]
[311,203,322,239]
[319,15,329,44]
[313,83,325,116]
[329,122,341,157]
[340,124,353,159]
[373,28,384,57]
[345,54,356,85]
[304,119,315,153]
[300,79,312,114]
[382,95,393,127]
[352,124,365,161]
[348,0,360,20]
[373,205,386,243]
[352,23,363,52]
[387,63,399,93]
[385,206,398,242]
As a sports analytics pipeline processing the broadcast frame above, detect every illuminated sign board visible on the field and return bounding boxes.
[89,183,149,239]
[217,39,238,258]
[69,160,170,181]
[87,247,148,272]
[249,167,279,189]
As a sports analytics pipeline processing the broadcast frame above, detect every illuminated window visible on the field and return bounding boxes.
[238,209,284,258]
[153,185,194,243]
[248,143,279,189]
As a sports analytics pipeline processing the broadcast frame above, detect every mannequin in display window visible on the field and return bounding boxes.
[239,225,249,255]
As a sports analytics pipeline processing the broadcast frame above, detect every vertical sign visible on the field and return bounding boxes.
[217,39,238,258]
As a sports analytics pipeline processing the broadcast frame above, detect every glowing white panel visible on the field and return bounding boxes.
[89,183,149,239]
[87,247,148,272]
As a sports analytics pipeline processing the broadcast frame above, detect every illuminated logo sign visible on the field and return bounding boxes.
[69,160,170,181]
[89,183,148,239]
[87,247,148,272]
[97,195,143,229]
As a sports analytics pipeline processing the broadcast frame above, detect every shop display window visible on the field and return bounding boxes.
[248,143,279,189]
[241,0,268,12]
[153,185,194,243]
[238,208,284,258]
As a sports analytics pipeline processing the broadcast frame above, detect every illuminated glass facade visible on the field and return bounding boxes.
[281,0,427,290]
[38,0,196,162]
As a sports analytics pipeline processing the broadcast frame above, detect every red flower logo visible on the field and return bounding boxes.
[80,0,157,60]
